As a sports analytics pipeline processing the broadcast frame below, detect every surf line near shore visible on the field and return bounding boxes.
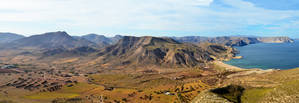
[213,61,276,78]
[214,61,244,71]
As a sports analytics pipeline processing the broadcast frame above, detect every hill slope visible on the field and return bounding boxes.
[95,36,236,68]
[81,34,123,46]
[7,31,97,49]
[0,32,25,43]
[192,67,299,103]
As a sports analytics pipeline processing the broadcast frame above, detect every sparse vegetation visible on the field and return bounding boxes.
[0,34,297,103]
[0,100,16,103]
[241,87,273,103]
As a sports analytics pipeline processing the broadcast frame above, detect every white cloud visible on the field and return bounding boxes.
[0,0,298,36]
[0,0,212,25]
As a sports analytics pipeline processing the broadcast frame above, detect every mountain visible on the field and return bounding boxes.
[172,36,294,46]
[0,32,25,43]
[6,31,97,49]
[81,34,111,46]
[110,35,123,43]
[81,34,123,46]
[42,46,98,57]
[171,36,210,43]
[257,37,294,43]
[95,36,236,68]
[207,36,261,46]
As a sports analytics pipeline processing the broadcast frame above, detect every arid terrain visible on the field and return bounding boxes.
[0,32,297,103]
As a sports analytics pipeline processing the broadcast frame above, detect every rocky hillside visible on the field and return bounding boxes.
[0,32,25,43]
[42,46,98,57]
[171,36,209,43]
[95,36,236,68]
[207,37,260,46]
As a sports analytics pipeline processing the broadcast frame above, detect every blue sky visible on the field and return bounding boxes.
[0,0,299,38]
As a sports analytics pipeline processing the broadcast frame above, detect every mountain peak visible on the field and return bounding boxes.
[119,36,179,47]
[7,31,97,49]
[42,31,70,37]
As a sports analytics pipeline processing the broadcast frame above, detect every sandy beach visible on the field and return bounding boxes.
[214,61,276,78]
[214,61,245,71]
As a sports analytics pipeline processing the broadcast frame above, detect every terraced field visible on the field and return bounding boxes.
[0,66,224,103]
[1,61,298,103]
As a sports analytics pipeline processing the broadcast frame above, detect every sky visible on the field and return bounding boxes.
[0,0,299,37]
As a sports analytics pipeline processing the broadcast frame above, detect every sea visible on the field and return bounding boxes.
[225,40,299,70]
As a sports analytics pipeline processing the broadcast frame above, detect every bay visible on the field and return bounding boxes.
[225,40,299,69]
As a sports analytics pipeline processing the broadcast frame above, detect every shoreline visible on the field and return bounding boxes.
[214,61,246,71]
[214,61,277,78]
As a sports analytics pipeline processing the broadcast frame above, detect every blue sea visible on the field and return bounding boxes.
[225,40,299,70]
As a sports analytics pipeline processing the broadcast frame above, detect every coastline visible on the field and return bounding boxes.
[214,61,245,71]
[214,61,276,78]
[224,41,298,70]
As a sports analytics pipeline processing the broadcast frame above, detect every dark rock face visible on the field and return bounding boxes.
[95,36,236,68]
[211,85,245,103]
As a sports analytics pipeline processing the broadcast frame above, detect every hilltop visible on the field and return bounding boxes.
[3,31,97,49]
[80,34,122,46]
[0,32,25,43]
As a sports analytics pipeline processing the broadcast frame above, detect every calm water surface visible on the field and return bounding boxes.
[225,40,299,69]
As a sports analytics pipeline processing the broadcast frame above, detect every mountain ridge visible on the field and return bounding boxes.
[94,36,236,69]
[80,34,123,47]
[0,31,294,47]
[172,36,294,46]
[3,31,98,49]
[0,32,25,43]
